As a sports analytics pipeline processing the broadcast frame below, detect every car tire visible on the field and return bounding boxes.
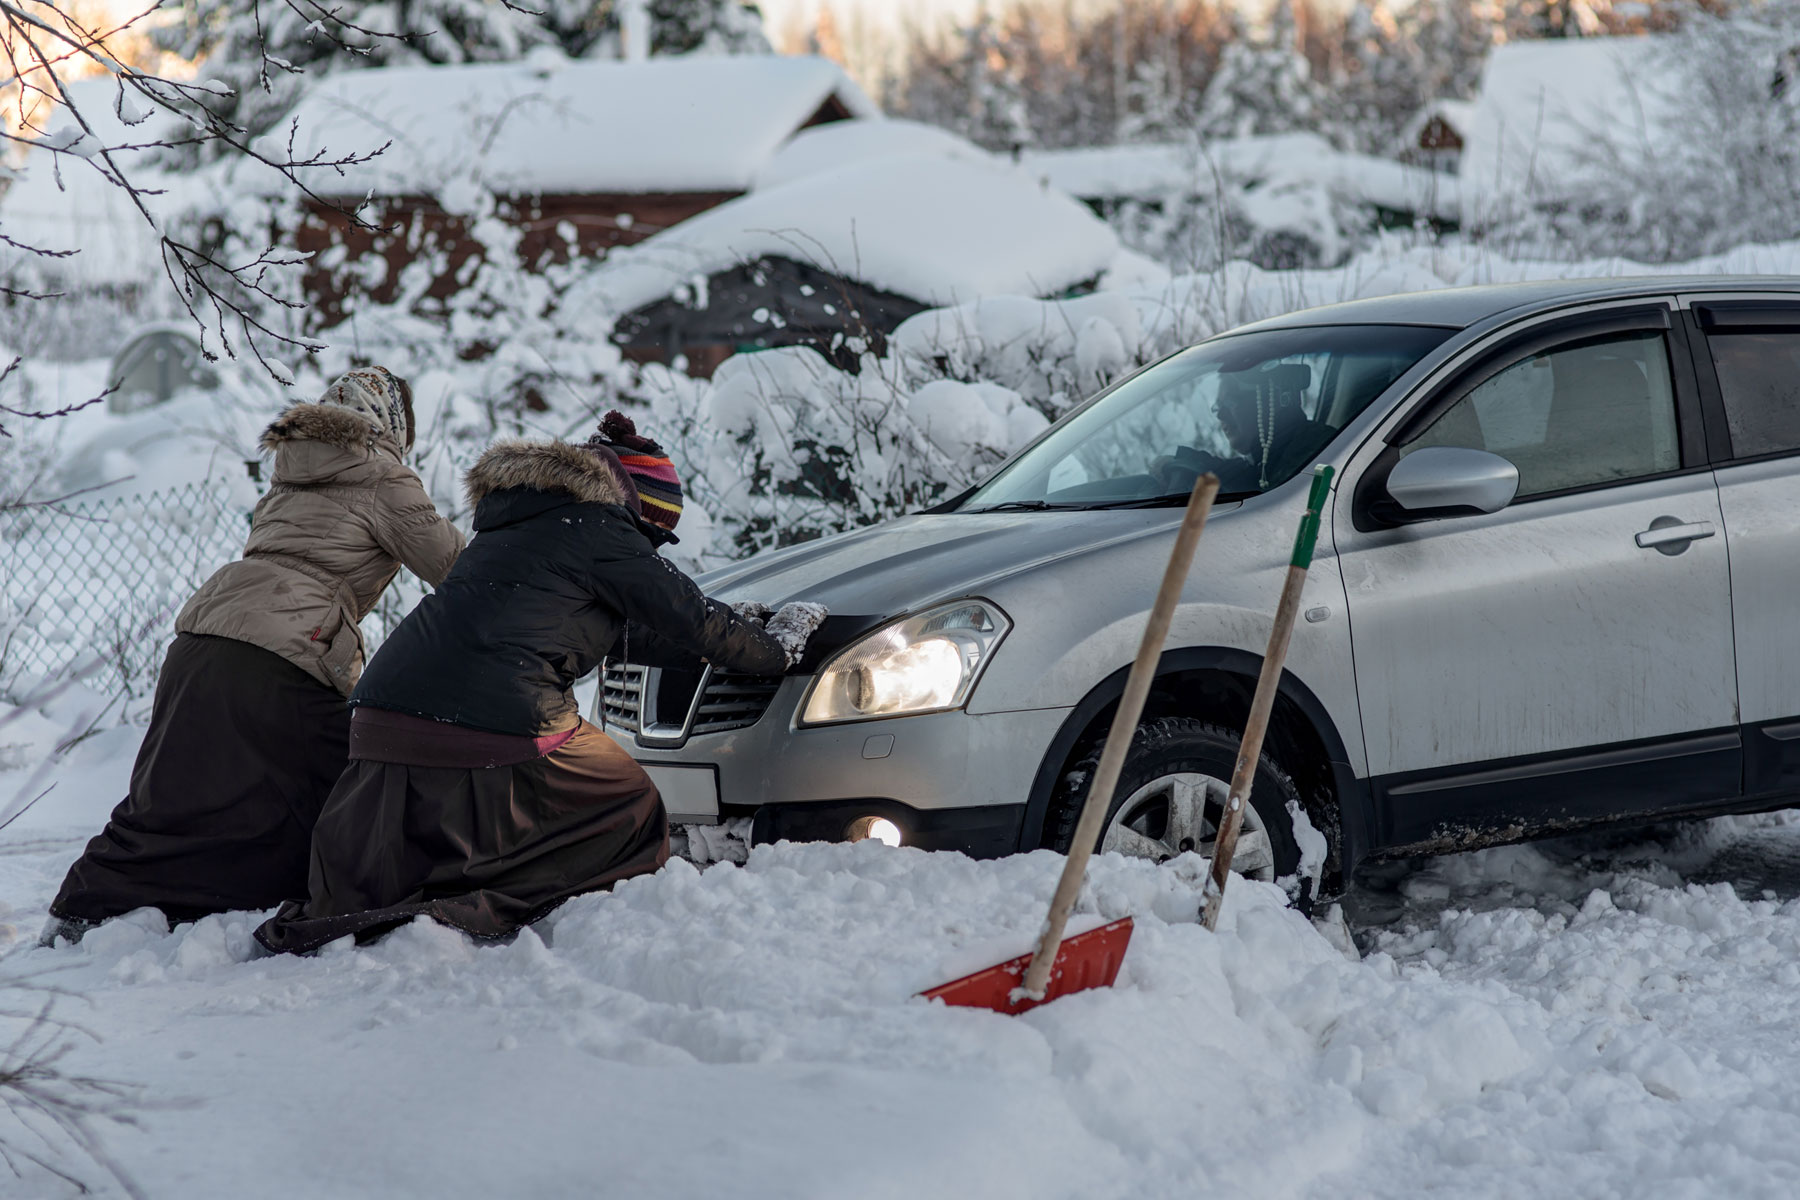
[1045,716,1305,892]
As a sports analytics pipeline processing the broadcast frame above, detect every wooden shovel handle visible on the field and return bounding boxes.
[1200,465,1335,931]
[1019,474,1221,1000]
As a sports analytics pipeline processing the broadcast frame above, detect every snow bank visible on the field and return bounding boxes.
[271,54,876,199]
[0,757,1528,1199]
[14,708,1800,1199]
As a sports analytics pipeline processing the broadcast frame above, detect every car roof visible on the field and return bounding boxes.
[1232,275,1800,333]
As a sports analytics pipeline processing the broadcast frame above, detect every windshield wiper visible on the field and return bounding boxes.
[968,492,1255,514]
[1083,491,1257,509]
[965,500,1082,513]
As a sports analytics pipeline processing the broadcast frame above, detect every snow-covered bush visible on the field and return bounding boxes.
[626,346,1047,567]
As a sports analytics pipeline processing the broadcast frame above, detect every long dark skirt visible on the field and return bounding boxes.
[253,722,667,954]
[51,633,351,925]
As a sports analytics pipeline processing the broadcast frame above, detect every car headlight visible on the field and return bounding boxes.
[800,599,1010,726]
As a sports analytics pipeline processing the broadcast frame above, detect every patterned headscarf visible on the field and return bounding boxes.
[585,410,683,538]
[319,367,413,450]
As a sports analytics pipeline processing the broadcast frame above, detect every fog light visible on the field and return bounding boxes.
[847,815,903,847]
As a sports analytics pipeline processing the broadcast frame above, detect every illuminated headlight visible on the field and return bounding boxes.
[800,600,1010,726]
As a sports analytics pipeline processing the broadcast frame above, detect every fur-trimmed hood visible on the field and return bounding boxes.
[464,439,635,510]
[260,402,399,456]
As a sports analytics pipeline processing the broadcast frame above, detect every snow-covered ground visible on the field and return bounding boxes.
[7,686,1800,1198]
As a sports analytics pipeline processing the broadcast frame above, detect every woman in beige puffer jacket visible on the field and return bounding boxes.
[44,367,463,942]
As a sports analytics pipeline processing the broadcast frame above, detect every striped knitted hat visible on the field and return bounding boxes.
[587,411,683,538]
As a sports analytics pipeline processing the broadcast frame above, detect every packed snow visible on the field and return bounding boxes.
[8,685,1800,1197]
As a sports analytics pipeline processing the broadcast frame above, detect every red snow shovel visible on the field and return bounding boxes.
[920,474,1222,1015]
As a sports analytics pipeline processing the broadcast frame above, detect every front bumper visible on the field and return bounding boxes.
[599,676,1069,858]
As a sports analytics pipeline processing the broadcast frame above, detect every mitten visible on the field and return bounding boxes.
[731,601,775,626]
[764,601,829,668]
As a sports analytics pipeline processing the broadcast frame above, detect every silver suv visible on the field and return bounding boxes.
[600,278,1800,897]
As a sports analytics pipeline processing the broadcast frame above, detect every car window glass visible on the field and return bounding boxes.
[1407,331,1679,497]
[1705,331,1800,458]
[963,325,1450,509]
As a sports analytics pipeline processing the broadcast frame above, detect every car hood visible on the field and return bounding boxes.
[698,504,1241,649]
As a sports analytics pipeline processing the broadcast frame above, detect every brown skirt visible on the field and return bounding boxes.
[253,720,667,954]
[51,632,351,924]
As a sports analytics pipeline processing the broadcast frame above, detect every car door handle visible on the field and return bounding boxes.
[1635,519,1715,551]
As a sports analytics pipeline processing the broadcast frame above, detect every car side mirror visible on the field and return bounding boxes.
[1382,447,1519,521]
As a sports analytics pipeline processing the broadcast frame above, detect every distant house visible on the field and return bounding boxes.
[1397,99,1474,174]
[1457,35,1674,228]
[579,123,1129,378]
[272,53,877,323]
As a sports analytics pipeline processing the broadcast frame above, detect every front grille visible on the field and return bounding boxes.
[597,661,782,739]
[691,669,783,735]
[600,662,647,732]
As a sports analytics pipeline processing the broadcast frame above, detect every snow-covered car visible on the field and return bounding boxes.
[599,277,1800,899]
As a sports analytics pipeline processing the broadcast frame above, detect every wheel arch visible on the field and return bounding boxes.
[1018,647,1369,891]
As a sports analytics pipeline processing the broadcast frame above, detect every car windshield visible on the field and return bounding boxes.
[958,324,1453,511]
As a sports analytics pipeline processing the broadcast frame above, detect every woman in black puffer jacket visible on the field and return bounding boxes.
[255,415,822,953]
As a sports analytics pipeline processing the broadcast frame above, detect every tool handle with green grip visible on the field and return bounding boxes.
[1289,464,1336,570]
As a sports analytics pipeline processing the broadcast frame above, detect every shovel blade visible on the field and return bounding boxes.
[918,916,1134,1015]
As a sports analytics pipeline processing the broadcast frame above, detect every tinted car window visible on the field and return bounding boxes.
[961,324,1451,510]
[1407,331,1679,498]
[1705,331,1800,458]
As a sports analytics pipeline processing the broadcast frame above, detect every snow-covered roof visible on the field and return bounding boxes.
[0,77,183,288]
[1396,97,1476,153]
[575,152,1121,313]
[1022,135,1460,221]
[271,53,878,199]
[1460,36,1677,223]
[751,117,990,191]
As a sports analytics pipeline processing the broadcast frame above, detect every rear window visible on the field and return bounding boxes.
[1706,331,1800,458]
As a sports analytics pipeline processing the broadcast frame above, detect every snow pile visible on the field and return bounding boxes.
[0,720,1520,1200]
[12,705,1800,1196]
[269,54,875,198]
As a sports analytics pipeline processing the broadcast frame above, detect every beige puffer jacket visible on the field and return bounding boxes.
[176,403,465,695]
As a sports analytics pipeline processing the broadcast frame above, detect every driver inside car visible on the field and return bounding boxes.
[1150,363,1318,495]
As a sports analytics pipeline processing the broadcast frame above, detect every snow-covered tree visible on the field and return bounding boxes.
[155,0,770,160]
[1549,1,1800,259]
[1333,0,1426,151]
[151,0,547,162]
[641,0,771,56]
[1196,2,1337,142]
[1408,0,1500,101]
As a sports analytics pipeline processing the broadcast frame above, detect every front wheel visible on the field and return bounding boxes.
[1045,716,1303,885]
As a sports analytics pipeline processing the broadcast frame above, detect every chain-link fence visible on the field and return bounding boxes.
[1,482,440,713]
[1,483,250,707]
[1,483,249,704]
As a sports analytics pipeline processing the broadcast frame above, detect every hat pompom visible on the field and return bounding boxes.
[585,410,681,538]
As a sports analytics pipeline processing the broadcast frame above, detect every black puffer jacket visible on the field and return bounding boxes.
[352,440,786,736]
